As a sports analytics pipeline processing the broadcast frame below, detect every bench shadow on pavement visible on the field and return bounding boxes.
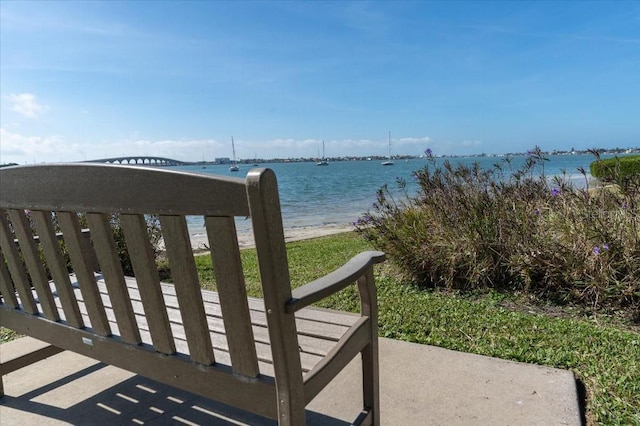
[0,362,349,425]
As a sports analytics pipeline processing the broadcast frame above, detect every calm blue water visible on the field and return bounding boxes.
[173,153,617,238]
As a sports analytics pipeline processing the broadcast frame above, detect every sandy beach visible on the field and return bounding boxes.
[187,223,355,252]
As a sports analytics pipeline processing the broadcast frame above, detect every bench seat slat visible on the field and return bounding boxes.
[67,302,326,377]
[58,275,352,375]
[193,285,359,328]
[130,284,351,342]
[96,280,339,358]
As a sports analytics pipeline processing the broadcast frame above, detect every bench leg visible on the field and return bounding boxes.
[357,267,380,426]
[361,339,380,426]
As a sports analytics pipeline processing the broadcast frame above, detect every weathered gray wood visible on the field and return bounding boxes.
[86,213,141,344]
[67,282,325,375]
[0,211,38,314]
[358,266,380,426]
[0,308,278,420]
[7,209,59,320]
[0,344,64,375]
[287,251,385,313]
[118,281,342,367]
[57,212,111,336]
[0,164,250,216]
[120,213,175,354]
[0,341,64,397]
[30,210,84,328]
[99,279,338,363]
[247,168,306,426]
[303,316,371,403]
[206,215,260,378]
[0,250,19,308]
[183,283,359,328]
[160,215,214,365]
[0,164,384,425]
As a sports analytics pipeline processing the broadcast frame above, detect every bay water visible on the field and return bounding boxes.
[174,153,609,240]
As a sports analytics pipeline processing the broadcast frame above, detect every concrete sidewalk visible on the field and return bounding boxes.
[0,336,582,425]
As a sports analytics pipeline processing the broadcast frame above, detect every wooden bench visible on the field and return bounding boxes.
[0,164,385,425]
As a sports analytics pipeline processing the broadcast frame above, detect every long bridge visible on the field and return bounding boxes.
[84,156,193,166]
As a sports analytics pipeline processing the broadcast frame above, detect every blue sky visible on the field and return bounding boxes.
[1,1,639,164]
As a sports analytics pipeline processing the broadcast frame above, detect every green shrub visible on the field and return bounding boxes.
[355,147,640,315]
[108,214,163,276]
[590,154,640,184]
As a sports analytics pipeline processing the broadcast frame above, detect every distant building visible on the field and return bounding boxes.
[216,157,231,164]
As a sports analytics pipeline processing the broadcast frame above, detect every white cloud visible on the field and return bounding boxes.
[0,128,64,163]
[0,130,441,165]
[7,93,49,118]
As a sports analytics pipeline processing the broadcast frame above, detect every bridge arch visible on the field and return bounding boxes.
[84,156,191,166]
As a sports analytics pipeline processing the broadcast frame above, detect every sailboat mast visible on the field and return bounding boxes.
[382,131,394,165]
[232,136,236,162]
[229,136,240,171]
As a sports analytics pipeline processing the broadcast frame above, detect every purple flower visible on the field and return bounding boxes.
[534,208,540,216]
[593,246,600,255]
[425,148,433,156]
[412,174,419,180]
[551,188,561,197]
[603,244,609,251]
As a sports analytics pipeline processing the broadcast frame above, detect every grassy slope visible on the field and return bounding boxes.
[194,232,639,425]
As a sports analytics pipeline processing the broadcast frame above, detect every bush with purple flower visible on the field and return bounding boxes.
[355,145,639,315]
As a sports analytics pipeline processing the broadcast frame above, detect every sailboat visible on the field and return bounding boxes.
[382,131,394,166]
[316,140,329,166]
[229,136,239,172]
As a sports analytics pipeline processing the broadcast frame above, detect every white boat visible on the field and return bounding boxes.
[382,131,394,166]
[229,136,239,172]
[316,141,329,166]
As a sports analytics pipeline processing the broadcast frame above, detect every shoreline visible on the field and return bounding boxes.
[186,223,355,252]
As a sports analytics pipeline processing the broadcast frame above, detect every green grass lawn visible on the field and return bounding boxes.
[2,231,638,424]
[193,231,639,425]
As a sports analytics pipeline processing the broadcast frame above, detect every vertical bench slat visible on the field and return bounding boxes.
[160,215,215,365]
[86,213,142,345]
[206,216,259,378]
[30,211,84,328]
[0,210,38,314]
[0,248,19,308]
[57,212,111,336]
[247,169,306,425]
[120,213,175,354]
[7,209,59,320]
[357,267,380,425]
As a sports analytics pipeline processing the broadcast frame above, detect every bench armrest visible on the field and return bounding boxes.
[285,251,385,314]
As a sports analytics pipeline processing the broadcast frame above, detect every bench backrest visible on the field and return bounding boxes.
[0,164,303,384]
